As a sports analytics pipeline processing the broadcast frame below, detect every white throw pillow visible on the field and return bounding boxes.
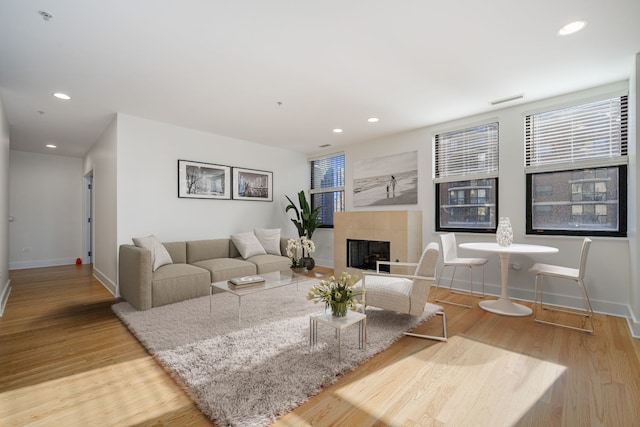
[230,232,267,259]
[254,228,282,255]
[132,235,173,272]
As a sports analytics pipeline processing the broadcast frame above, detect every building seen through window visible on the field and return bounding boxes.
[531,167,619,230]
[437,179,496,230]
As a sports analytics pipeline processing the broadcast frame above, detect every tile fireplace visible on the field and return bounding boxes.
[334,210,422,275]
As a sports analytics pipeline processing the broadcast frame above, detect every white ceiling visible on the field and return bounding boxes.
[1,1,639,158]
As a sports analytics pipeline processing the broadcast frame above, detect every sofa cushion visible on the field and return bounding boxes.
[230,232,267,259]
[151,263,211,307]
[187,239,230,264]
[246,254,291,274]
[192,258,257,282]
[132,235,173,272]
[163,241,187,264]
[254,228,282,255]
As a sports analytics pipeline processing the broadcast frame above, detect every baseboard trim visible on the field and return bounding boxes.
[432,280,637,337]
[9,258,77,270]
[0,279,11,317]
[93,267,117,297]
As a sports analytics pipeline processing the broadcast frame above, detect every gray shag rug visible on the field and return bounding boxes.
[112,278,437,427]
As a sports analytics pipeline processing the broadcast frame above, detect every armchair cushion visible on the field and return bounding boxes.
[363,275,412,314]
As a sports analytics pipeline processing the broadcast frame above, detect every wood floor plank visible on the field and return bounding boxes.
[1,265,639,426]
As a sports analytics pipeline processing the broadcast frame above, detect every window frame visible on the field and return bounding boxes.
[434,121,500,233]
[525,165,627,237]
[309,152,345,229]
[435,178,499,233]
[524,94,628,237]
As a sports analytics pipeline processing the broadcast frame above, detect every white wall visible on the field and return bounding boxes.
[313,81,637,329]
[80,114,304,294]
[83,117,118,293]
[0,94,10,315]
[629,53,639,336]
[115,114,308,246]
[8,151,83,270]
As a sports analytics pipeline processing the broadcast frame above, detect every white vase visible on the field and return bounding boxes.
[496,217,513,247]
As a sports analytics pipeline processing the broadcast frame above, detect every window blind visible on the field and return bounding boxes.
[310,153,345,193]
[434,122,499,183]
[525,95,628,173]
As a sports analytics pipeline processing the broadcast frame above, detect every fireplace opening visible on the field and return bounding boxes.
[347,239,390,272]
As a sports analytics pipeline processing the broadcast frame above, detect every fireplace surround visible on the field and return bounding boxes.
[334,210,422,275]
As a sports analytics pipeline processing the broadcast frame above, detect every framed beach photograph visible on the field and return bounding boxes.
[178,160,231,200]
[232,167,273,201]
[353,150,418,207]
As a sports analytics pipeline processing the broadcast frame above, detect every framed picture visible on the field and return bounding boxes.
[178,160,231,199]
[232,167,273,201]
[353,150,418,207]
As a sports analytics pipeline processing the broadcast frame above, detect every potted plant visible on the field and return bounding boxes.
[306,272,363,317]
[286,237,315,273]
[285,191,322,270]
[285,190,322,239]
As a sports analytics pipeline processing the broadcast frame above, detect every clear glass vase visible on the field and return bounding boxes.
[330,301,348,317]
[496,217,513,247]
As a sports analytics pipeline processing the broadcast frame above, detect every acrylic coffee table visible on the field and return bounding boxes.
[309,310,367,362]
[210,269,303,323]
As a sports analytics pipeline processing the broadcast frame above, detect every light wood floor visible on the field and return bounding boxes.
[1,265,639,426]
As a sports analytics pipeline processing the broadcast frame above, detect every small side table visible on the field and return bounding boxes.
[309,311,366,361]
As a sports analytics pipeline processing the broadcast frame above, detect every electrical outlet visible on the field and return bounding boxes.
[22,247,30,253]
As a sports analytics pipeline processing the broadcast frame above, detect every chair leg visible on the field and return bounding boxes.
[435,265,472,308]
[404,311,448,342]
[433,265,445,302]
[533,276,594,333]
[468,266,474,307]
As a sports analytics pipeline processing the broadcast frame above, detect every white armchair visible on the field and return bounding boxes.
[357,242,447,342]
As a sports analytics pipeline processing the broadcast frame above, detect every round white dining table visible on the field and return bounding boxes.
[459,242,559,316]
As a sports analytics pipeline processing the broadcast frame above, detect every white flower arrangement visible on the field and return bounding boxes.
[286,236,315,268]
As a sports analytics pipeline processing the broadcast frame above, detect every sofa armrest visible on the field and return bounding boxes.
[118,244,153,310]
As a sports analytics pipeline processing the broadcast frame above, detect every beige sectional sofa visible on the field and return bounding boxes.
[118,237,291,310]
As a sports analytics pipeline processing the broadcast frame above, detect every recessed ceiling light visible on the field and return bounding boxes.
[558,21,587,36]
[46,144,57,148]
[53,92,71,100]
[333,129,343,133]
[367,117,379,123]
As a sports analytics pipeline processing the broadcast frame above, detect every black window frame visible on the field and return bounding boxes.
[526,165,627,237]
[434,122,500,233]
[524,94,628,237]
[309,153,345,228]
[435,179,499,233]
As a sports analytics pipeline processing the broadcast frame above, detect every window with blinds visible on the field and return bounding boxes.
[310,153,345,227]
[434,122,499,232]
[525,96,628,172]
[525,95,628,237]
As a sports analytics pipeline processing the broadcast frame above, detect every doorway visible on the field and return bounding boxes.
[83,173,93,265]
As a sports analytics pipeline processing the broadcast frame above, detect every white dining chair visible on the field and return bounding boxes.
[433,233,488,308]
[529,238,595,333]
